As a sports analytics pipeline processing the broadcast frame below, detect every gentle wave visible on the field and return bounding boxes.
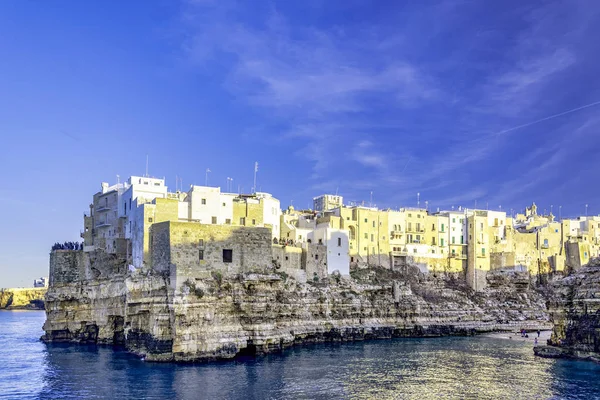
[1,311,599,399]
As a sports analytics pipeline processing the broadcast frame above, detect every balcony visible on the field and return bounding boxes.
[541,244,549,249]
[390,230,402,236]
[95,221,111,228]
[96,206,111,213]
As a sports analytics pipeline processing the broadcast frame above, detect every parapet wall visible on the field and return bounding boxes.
[151,222,274,288]
[49,250,87,285]
[49,250,127,285]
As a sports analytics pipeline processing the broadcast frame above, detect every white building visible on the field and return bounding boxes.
[121,176,168,238]
[308,223,350,276]
[313,194,343,212]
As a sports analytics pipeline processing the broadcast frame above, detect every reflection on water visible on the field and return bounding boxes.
[1,311,599,399]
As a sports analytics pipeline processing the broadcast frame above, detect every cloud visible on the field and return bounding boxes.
[178,0,600,211]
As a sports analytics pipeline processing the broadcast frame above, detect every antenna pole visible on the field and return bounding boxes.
[145,155,149,177]
[253,162,258,194]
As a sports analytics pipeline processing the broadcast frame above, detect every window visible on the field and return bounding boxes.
[124,204,126,215]
[201,198,206,205]
[371,234,374,242]
[199,250,204,260]
[318,239,323,245]
[337,238,342,247]
[408,213,412,217]
[441,238,445,246]
[432,224,435,230]
[315,254,319,260]
[441,224,445,232]
[212,216,217,224]
[199,239,204,247]
[452,237,455,244]
[364,233,368,239]
[222,202,226,207]
[432,237,436,245]
[285,256,289,261]
[372,221,375,227]
[416,223,421,231]
[129,198,131,210]
[452,218,455,223]
[225,219,231,224]
[452,249,456,255]
[408,222,412,231]
[482,248,486,256]
[480,223,483,230]
[240,217,245,225]
[460,236,464,244]
[252,219,256,225]
[417,214,421,219]
[223,249,233,263]
[148,217,153,223]
[413,249,417,253]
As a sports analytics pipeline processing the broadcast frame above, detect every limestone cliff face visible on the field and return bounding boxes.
[0,288,46,309]
[535,259,600,361]
[42,250,550,362]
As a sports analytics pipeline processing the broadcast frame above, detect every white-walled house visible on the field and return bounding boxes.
[307,223,350,276]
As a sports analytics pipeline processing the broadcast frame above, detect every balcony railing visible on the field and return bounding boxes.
[96,206,111,212]
[95,221,111,228]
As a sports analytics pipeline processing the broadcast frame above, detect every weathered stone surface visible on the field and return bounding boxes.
[42,250,551,362]
[0,288,46,309]
[538,258,600,361]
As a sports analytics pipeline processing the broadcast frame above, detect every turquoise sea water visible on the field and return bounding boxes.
[1,311,599,399]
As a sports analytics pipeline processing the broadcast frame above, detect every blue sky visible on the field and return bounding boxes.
[1,0,600,287]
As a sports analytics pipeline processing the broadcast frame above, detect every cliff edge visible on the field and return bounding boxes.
[0,288,46,310]
[535,258,600,362]
[42,250,550,362]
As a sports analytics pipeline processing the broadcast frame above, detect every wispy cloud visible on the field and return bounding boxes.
[178,0,600,210]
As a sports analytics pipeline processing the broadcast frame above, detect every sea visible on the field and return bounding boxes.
[1,311,599,399]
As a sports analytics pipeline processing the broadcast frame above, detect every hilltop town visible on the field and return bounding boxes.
[80,176,596,290]
[41,175,598,362]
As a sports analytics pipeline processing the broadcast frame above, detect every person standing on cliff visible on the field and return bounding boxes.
[537,330,540,338]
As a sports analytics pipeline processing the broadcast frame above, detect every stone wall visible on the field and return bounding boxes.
[150,221,273,288]
[305,244,327,281]
[49,250,87,285]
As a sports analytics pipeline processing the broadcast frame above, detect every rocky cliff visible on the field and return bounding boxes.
[0,288,46,310]
[42,250,550,362]
[535,258,600,362]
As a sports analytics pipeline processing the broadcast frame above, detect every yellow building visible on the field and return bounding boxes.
[336,206,390,268]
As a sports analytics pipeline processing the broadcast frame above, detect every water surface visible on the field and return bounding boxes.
[1,311,599,399]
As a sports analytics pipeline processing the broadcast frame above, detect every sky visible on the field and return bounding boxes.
[1,0,600,287]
